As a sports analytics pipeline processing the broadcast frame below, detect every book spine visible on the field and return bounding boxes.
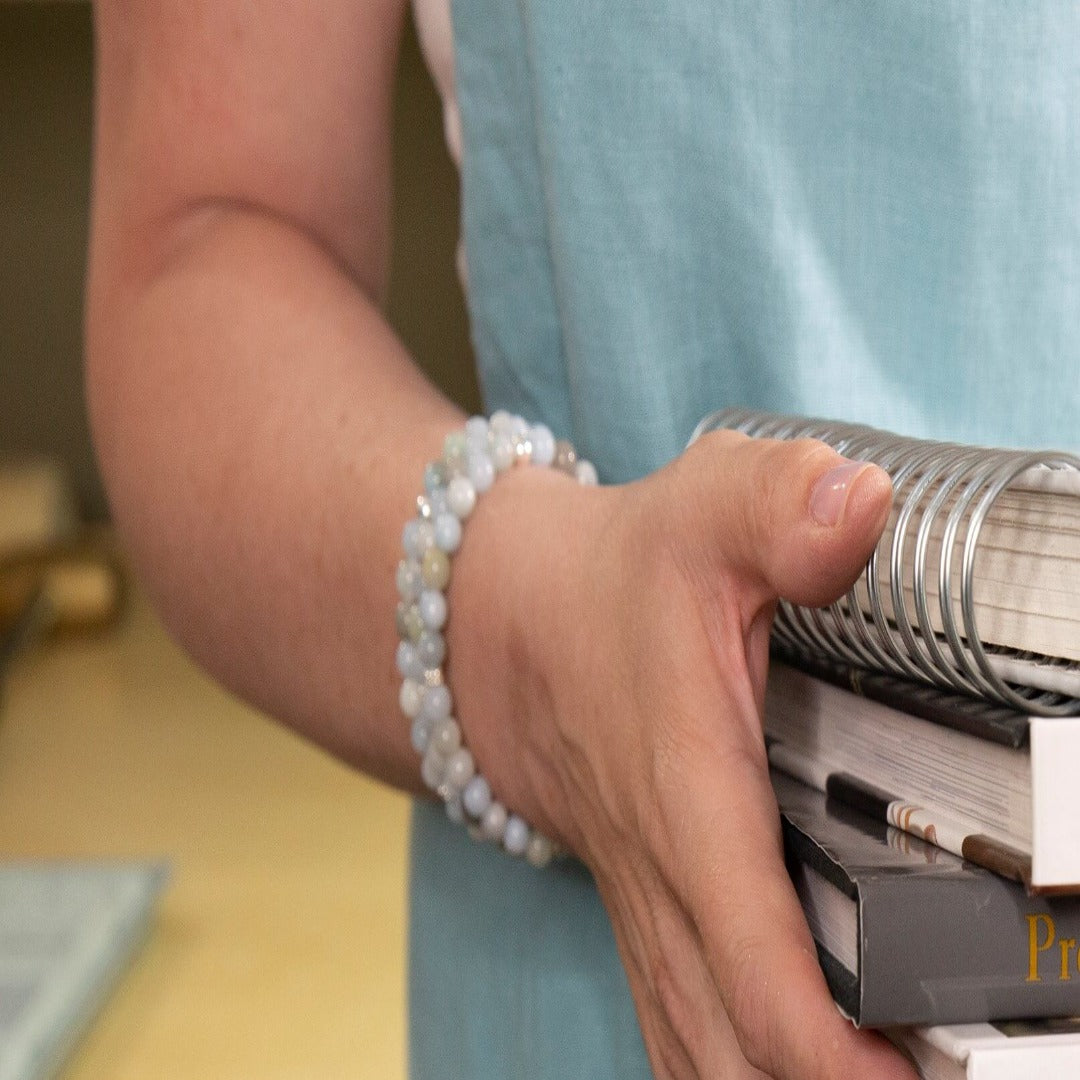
[783,817,1080,1027]
[858,871,1080,1026]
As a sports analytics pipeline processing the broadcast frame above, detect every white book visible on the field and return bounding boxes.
[765,661,1080,891]
[891,1020,1080,1080]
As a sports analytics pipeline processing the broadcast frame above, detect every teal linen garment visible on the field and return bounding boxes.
[410,3,1080,1078]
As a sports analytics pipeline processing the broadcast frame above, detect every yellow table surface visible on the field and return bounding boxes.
[0,590,410,1079]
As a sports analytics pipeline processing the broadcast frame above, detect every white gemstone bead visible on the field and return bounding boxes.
[575,460,599,485]
[445,795,466,824]
[444,748,475,791]
[399,678,424,718]
[491,432,515,472]
[447,475,477,519]
[529,424,556,467]
[526,833,554,868]
[418,589,447,631]
[420,747,446,790]
[489,409,514,435]
[482,802,508,842]
[467,451,496,493]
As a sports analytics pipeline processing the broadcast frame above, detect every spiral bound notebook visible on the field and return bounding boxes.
[692,409,1080,716]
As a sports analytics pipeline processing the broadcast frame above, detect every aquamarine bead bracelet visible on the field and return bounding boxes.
[395,412,598,867]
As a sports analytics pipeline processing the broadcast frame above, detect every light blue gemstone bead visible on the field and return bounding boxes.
[403,518,436,559]
[428,488,450,518]
[462,775,492,818]
[466,451,496,493]
[411,714,434,754]
[419,682,452,722]
[433,512,462,554]
[464,415,489,444]
[396,641,425,681]
[418,589,447,631]
[402,519,421,558]
[416,630,446,668]
[529,424,556,467]
[424,462,447,495]
[503,815,530,856]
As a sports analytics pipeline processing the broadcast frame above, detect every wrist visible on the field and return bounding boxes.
[398,414,608,860]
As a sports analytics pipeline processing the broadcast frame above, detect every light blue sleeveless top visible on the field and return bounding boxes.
[410,4,1080,1077]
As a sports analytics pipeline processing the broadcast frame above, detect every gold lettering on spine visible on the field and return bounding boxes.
[1060,939,1077,981]
[1027,914,1056,982]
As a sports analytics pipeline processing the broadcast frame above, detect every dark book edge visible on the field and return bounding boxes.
[772,646,1030,749]
[814,942,861,1025]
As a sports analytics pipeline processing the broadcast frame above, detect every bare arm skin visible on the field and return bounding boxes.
[87,4,918,1077]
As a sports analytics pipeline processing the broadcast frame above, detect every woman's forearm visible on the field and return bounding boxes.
[86,202,462,787]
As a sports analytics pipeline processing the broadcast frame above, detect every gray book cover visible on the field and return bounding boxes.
[775,771,1080,1027]
[0,862,168,1080]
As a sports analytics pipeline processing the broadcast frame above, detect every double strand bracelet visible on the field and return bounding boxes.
[395,412,598,868]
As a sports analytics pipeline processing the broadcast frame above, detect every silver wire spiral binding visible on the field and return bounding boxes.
[689,408,1080,716]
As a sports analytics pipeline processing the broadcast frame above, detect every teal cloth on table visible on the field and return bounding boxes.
[410,3,1080,1077]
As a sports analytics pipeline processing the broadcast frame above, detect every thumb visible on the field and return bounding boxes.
[687,430,893,608]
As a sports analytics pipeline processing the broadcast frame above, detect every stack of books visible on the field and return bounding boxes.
[694,409,1080,1079]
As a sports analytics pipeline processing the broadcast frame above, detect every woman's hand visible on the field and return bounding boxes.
[449,429,918,1080]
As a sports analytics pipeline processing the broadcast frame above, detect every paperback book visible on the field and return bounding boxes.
[775,771,1080,1027]
[765,659,1080,892]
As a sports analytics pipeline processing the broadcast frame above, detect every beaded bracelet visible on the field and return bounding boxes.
[395,412,598,867]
